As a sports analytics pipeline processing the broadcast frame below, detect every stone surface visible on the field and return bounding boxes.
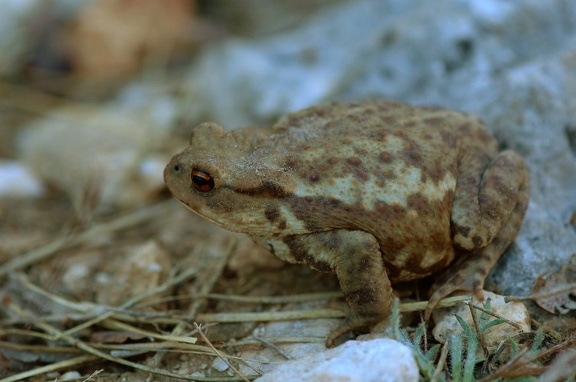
[254,339,418,382]
[432,291,531,352]
[185,0,576,302]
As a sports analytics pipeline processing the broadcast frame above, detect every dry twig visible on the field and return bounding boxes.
[194,322,253,382]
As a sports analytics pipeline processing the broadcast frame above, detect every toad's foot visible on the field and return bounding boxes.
[424,257,487,320]
[326,312,385,348]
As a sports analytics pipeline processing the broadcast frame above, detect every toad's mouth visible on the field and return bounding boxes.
[178,199,221,225]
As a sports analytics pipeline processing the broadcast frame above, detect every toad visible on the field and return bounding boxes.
[164,99,530,346]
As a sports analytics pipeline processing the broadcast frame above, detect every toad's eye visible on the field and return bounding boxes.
[191,169,215,193]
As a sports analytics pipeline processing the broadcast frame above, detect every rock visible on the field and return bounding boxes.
[239,342,326,377]
[60,371,82,381]
[432,291,531,353]
[236,306,336,376]
[0,160,44,198]
[211,357,229,373]
[254,339,418,382]
[187,0,412,128]
[17,103,173,213]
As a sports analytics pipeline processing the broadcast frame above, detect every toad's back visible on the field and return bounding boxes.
[260,100,498,281]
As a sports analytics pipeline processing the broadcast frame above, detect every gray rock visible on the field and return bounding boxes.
[186,0,576,299]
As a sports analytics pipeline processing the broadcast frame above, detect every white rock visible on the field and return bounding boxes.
[60,371,81,380]
[0,160,44,198]
[255,339,418,382]
[211,357,229,372]
[432,291,531,352]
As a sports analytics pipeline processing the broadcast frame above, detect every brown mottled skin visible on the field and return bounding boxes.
[164,99,530,346]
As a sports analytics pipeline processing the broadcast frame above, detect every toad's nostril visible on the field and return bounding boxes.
[173,163,181,172]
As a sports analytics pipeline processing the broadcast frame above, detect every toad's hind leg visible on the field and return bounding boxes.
[451,150,529,250]
[425,151,529,319]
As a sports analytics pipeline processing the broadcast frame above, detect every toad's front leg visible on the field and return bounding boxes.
[281,230,393,347]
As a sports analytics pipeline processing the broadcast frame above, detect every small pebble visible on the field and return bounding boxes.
[212,357,230,372]
[0,160,44,198]
[432,291,531,352]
